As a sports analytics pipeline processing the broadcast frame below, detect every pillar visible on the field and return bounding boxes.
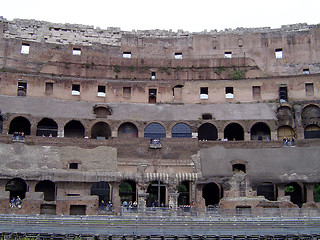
[111,182,121,214]
[244,132,250,141]
[195,184,205,209]
[293,104,304,139]
[277,183,286,200]
[305,183,315,203]
[136,183,148,210]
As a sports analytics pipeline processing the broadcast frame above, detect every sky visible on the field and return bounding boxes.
[1,0,320,32]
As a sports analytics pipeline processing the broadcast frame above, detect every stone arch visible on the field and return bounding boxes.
[202,182,223,206]
[177,181,190,206]
[304,124,320,139]
[250,122,271,140]
[224,122,244,141]
[119,180,137,203]
[146,180,166,207]
[285,182,306,207]
[64,120,85,138]
[276,106,293,122]
[198,123,218,141]
[118,122,138,138]
[35,180,56,201]
[172,123,192,138]
[277,125,295,140]
[93,105,112,118]
[301,104,320,126]
[36,118,58,137]
[91,121,111,139]
[5,178,27,200]
[91,181,111,205]
[257,182,277,201]
[144,123,166,140]
[8,116,31,135]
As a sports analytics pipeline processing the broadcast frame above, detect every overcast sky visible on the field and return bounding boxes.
[1,0,320,32]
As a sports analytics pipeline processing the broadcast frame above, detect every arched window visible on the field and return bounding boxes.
[9,116,31,135]
[285,182,306,207]
[146,181,166,207]
[93,106,112,118]
[119,180,136,203]
[144,123,166,140]
[202,182,222,206]
[35,180,56,201]
[91,122,111,139]
[250,122,271,140]
[232,163,246,173]
[118,122,138,138]
[36,118,58,137]
[64,120,85,138]
[172,123,191,138]
[6,178,27,200]
[224,123,244,141]
[198,123,218,141]
[301,105,320,125]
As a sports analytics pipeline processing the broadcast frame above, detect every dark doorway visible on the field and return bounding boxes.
[35,180,56,201]
[6,178,27,200]
[0,115,3,134]
[198,123,218,141]
[257,182,277,201]
[91,122,111,139]
[285,182,305,207]
[36,118,58,137]
[250,122,271,140]
[64,120,85,138]
[8,116,31,135]
[119,180,136,203]
[172,123,191,138]
[91,181,110,205]
[118,122,138,138]
[144,123,166,140]
[224,123,244,141]
[146,180,166,207]
[304,124,320,139]
[149,89,157,104]
[178,181,190,206]
[202,182,222,206]
[70,205,86,215]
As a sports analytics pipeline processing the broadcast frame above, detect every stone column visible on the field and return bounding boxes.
[293,104,304,139]
[111,182,121,214]
[277,183,286,200]
[168,193,179,210]
[218,132,224,140]
[136,183,148,210]
[195,184,205,209]
[244,132,250,141]
[305,183,315,203]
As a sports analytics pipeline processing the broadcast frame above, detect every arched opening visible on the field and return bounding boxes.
[202,182,222,206]
[313,183,320,202]
[285,182,305,207]
[35,180,56,201]
[257,182,277,201]
[146,180,166,207]
[91,122,111,139]
[232,163,246,173]
[64,120,85,138]
[177,181,190,206]
[277,125,295,140]
[144,123,166,140]
[93,106,112,118]
[198,123,218,141]
[224,123,244,141]
[8,116,31,135]
[119,180,136,204]
[91,181,110,206]
[172,123,192,138]
[301,105,320,126]
[36,118,58,137]
[118,122,138,138]
[276,106,293,122]
[6,178,27,200]
[250,122,271,140]
[304,124,320,139]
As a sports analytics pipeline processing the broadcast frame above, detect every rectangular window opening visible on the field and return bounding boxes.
[21,44,30,54]
[305,83,314,96]
[45,82,53,94]
[226,87,234,98]
[252,86,261,100]
[17,82,27,96]
[69,163,79,169]
[71,84,80,96]
[224,51,232,58]
[151,72,156,80]
[174,53,183,59]
[279,86,288,102]
[123,87,131,98]
[149,89,157,103]
[303,68,310,74]
[275,48,283,59]
[97,85,106,97]
[200,87,208,100]
[202,114,212,120]
[123,52,132,58]
[72,48,81,56]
